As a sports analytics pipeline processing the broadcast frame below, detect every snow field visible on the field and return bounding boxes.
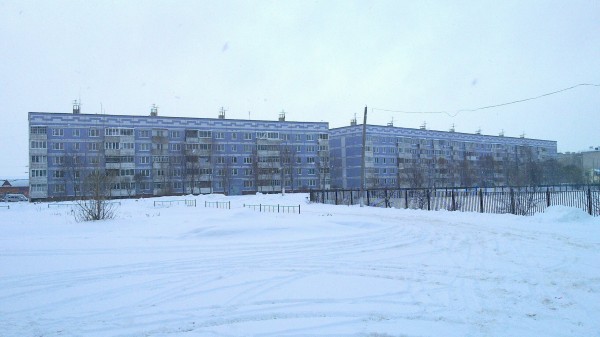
[1,193,599,336]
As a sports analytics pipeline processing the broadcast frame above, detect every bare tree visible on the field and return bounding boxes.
[74,169,117,221]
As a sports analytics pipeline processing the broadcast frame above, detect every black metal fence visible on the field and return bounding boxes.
[309,186,600,216]
[204,201,231,209]
[243,203,301,214]
[153,199,197,207]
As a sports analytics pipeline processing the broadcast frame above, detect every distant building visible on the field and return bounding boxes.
[1,179,29,197]
[330,123,557,189]
[28,108,330,200]
[558,148,600,183]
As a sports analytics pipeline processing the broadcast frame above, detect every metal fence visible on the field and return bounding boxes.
[310,187,600,216]
[243,203,301,214]
[204,201,231,209]
[153,199,197,207]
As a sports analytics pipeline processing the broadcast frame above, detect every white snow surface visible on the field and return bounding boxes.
[1,193,599,337]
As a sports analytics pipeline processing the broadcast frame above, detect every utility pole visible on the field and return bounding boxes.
[360,105,367,207]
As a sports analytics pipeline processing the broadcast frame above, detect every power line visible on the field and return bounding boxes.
[372,83,600,117]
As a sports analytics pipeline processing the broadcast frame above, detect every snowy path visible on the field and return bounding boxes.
[1,194,599,336]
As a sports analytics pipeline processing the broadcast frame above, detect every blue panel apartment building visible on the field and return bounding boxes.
[330,122,557,189]
[29,107,330,200]
[29,106,558,200]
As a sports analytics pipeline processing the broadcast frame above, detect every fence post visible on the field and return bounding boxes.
[322,190,325,204]
[298,204,301,214]
[587,188,593,215]
[335,190,338,205]
[384,189,389,208]
[546,188,551,207]
[510,188,516,215]
[426,189,431,211]
[366,190,370,206]
[451,191,456,211]
[278,204,280,213]
[260,204,262,212]
[228,201,231,209]
[405,189,408,209]
[479,190,484,213]
[350,190,353,205]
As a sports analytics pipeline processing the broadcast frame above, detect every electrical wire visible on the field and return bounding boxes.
[372,83,600,117]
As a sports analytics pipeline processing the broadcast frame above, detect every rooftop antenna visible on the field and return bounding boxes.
[420,121,427,130]
[476,128,481,135]
[449,123,455,132]
[499,129,504,137]
[72,99,80,114]
[520,132,526,138]
[350,113,357,126]
[387,117,394,127]
[218,106,226,119]
[279,109,286,122]
[150,104,158,116]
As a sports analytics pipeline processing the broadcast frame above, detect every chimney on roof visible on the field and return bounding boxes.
[150,104,158,116]
[72,100,80,114]
[387,117,394,127]
[350,114,357,126]
[449,124,455,132]
[278,110,286,122]
[420,122,427,130]
[218,107,226,119]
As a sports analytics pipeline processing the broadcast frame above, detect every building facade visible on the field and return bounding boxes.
[29,109,330,200]
[330,123,557,189]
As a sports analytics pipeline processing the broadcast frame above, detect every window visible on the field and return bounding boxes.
[231,132,237,140]
[53,156,64,165]
[73,129,80,137]
[120,169,135,176]
[30,140,47,149]
[215,144,225,151]
[296,134,302,141]
[30,126,47,135]
[139,130,150,137]
[54,184,66,193]
[139,156,150,164]
[31,155,47,164]
[308,168,316,175]
[244,180,253,187]
[31,169,47,178]
[231,145,237,152]
[244,145,253,152]
[231,168,238,175]
[139,143,150,151]
[52,128,64,136]
[105,128,119,136]
[52,142,64,150]
[89,157,99,164]
[319,133,328,140]
[121,142,134,150]
[231,157,237,163]
[170,131,180,138]
[153,143,164,150]
[244,168,253,176]
[89,129,100,137]
[307,146,315,152]
[31,184,47,192]
[105,142,119,150]
[214,132,224,139]
[296,168,302,175]
[170,143,182,151]
[307,157,315,163]
[53,170,65,178]
[88,143,99,151]
[244,133,252,140]
[152,130,166,137]
[120,129,134,136]
[73,143,80,151]
[199,131,212,138]
[244,157,253,164]
[306,134,315,141]
[139,169,151,177]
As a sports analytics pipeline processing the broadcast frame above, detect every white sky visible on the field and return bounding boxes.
[1,0,599,178]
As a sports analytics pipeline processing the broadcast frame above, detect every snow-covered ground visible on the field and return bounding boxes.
[1,193,599,337]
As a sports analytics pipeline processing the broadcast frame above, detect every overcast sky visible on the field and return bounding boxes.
[1,0,599,178]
